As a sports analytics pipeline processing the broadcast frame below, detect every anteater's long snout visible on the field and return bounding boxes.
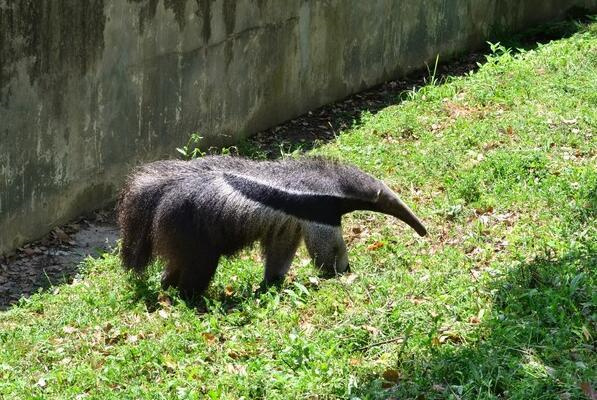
[376,184,427,236]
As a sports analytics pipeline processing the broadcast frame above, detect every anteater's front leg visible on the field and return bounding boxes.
[261,222,302,286]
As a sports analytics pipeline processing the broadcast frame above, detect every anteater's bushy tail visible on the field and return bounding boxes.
[117,172,164,274]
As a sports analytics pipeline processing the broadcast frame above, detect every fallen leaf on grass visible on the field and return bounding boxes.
[362,325,380,336]
[59,356,72,366]
[367,241,384,251]
[581,326,592,342]
[475,206,494,215]
[340,273,358,285]
[494,239,509,252]
[224,285,234,297]
[433,330,464,346]
[105,330,126,345]
[482,141,500,151]
[202,332,217,345]
[349,358,361,366]
[443,101,477,119]
[439,331,464,344]
[300,321,315,336]
[299,258,311,267]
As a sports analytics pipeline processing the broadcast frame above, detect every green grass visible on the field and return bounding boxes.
[2,22,596,400]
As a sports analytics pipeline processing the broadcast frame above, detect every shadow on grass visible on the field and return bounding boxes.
[355,234,595,397]
[500,11,594,52]
[355,174,596,397]
[127,263,337,318]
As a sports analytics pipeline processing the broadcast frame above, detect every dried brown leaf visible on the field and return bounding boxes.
[367,241,384,251]
[202,332,217,345]
[438,331,464,344]
[349,358,361,366]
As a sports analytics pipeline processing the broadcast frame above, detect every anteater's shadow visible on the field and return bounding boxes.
[127,273,327,316]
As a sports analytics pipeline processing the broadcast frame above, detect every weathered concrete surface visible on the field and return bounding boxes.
[1,0,596,254]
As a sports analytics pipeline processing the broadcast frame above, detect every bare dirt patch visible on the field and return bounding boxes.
[0,212,118,310]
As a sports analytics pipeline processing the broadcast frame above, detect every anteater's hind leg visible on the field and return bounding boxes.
[160,236,220,299]
[175,251,220,299]
[153,198,220,299]
[261,222,302,286]
[157,238,220,299]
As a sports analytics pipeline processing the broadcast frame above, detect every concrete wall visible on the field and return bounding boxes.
[1,0,596,254]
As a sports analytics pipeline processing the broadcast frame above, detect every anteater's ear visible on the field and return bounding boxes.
[375,183,427,237]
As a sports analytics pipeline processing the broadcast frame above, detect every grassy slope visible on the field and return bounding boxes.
[1,22,596,400]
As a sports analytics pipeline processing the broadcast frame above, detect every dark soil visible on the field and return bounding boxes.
[241,53,483,158]
[0,211,118,310]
